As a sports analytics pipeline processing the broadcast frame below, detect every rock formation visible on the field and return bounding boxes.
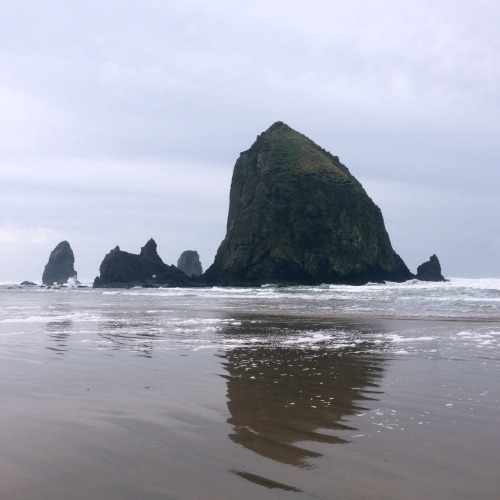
[203,121,413,286]
[177,250,203,277]
[42,241,78,285]
[416,254,446,282]
[93,238,195,288]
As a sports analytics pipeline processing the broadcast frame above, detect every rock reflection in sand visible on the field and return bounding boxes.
[220,321,385,468]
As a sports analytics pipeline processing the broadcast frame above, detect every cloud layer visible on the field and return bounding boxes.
[1,0,499,280]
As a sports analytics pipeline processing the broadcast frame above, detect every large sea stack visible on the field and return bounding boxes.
[204,122,413,286]
[93,238,194,288]
[42,241,78,285]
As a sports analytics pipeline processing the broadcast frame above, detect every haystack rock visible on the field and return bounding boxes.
[42,241,78,285]
[416,254,446,282]
[203,121,413,286]
[177,250,203,277]
[93,238,194,288]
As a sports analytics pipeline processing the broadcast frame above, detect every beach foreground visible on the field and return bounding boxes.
[0,283,499,499]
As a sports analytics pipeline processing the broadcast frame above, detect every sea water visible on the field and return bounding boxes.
[1,278,499,355]
[0,279,499,498]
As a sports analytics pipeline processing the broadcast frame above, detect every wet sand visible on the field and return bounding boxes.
[0,314,499,499]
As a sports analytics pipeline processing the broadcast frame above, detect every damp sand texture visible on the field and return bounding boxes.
[0,282,499,499]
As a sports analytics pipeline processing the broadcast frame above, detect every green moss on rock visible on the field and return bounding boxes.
[204,122,413,285]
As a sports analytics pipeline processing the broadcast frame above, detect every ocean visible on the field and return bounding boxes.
[1,279,499,499]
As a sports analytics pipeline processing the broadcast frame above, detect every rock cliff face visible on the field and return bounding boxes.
[204,122,413,285]
[93,238,194,288]
[42,241,78,285]
[416,254,446,282]
[177,250,203,277]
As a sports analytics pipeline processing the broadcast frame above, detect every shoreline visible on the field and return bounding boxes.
[0,284,498,498]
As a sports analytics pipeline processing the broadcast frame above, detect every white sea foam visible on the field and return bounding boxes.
[282,333,335,345]
[116,278,499,320]
[385,335,435,343]
[1,279,499,356]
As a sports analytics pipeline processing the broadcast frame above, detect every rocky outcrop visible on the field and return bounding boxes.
[203,122,413,286]
[177,250,203,277]
[42,241,78,285]
[93,238,195,288]
[416,254,446,282]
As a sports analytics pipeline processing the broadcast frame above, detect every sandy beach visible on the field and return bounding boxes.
[1,290,498,500]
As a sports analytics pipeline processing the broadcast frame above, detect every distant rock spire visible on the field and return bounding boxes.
[42,241,77,285]
[140,238,163,264]
[177,250,203,277]
[416,254,446,281]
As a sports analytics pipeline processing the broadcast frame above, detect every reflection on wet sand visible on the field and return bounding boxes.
[223,347,384,468]
[220,317,386,473]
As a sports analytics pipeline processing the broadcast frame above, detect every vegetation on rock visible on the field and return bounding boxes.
[204,122,413,285]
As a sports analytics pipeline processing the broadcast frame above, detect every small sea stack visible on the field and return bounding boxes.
[416,254,446,282]
[42,241,78,285]
[177,250,203,277]
[93,238,195,288]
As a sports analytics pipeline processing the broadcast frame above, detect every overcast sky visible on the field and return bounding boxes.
[1,0,499,282]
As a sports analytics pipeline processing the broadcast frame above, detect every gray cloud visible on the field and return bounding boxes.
[1,0,499,281]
